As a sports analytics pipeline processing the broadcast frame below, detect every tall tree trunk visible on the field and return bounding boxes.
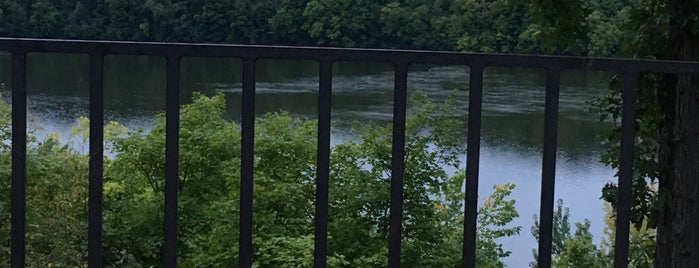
[669,33,699,267]
[655,33,699,268]
[654,73,677,268]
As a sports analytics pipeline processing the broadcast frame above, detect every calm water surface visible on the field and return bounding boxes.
[0,53,616,265]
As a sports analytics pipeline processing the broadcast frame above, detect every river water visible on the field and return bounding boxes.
[0,53,616,265]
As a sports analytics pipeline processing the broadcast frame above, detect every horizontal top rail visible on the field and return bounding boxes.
[1,38,699,73]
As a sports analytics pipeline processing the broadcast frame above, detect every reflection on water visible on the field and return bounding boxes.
[0,53,616,265]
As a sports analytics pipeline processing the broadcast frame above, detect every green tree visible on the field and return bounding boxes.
[531,1,699,266]
[139,0,187,42]
[379,1,448,49]
[28,0,62,38]
[530,199,572,266]
[525,0,589,53]
[530,199,660,268]
[268,0,313,45]
[0,0,28,37]
[0,0,638,54]
[302,0,385,47]
[553,220,610,268]
[24,135,89,267]
[104,0,149,40]
[184,0,235,42]
[0,91,525,266]
[0,111,93,266]
[447,0,531,53]
[530,200,612,268]
[63,1,106,39]
[226,0,279,44]
[583,0,634,56]
[627,3,699,267]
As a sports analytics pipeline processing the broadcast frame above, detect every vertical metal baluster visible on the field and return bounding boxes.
[388,61,408,268]
[88,52,105,268]
[10,50,27,268]
[537,68,561,268]
[163,55,181,267]
[614,72,637,268]
[239,58,256,268]
[463,63,484,268]
[314,61,333,268]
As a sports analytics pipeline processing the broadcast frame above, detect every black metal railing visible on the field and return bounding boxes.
[1,38,698,268]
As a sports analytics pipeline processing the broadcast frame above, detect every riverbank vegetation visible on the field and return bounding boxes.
[1,0,629,56]
[0,92,655,267]
[528,1,699,266]
[0,93,526,267]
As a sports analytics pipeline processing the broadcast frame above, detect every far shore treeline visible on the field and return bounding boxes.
[1,0,627,56]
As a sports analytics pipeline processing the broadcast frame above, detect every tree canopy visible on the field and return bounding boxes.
[0,93,525,267]
[529,0,699,266]
[0,0,632,56]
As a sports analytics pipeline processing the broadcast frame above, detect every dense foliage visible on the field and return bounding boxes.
[0,0,630,56]
[0,93,524,267]
[529,200,655,268]
[530,0,698,266]
[4,0,694,266]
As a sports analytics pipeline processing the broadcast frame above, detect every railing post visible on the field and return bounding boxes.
[614,72,638,268]
[537,67,561,268]
[10,49,27,268]
[163,54,181,267]
[388,61,408,268]
[314,60,333,268]
[88,50,105,268]
[239,57,257,268]
[463,62,484,268]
